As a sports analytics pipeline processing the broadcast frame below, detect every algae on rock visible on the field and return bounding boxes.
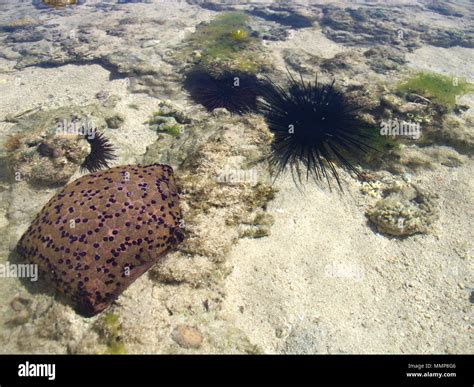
[94,312,127,355]
[177,12,270,75]
[145,110,276,287]
[6,132,90,186]
[386,144,464,174]
[4,105,112,186]
[439,113,474,154]
[396,72,474,109]
[147,101,187,138]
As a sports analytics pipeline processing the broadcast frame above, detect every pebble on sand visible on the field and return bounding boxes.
[171,324,203,349]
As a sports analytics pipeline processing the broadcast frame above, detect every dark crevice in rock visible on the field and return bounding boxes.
[16,57,127,81]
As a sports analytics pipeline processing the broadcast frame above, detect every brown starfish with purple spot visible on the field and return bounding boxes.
[17,163,184,316]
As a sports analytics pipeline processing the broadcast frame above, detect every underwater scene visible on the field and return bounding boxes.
[0,0,472,354]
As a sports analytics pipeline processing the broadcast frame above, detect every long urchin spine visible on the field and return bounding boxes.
[81,130,116,173]
[258,71,377,190]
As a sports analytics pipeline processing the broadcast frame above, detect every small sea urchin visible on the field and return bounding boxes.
[81,130,116,173]
[258,72,376,189]
[184,68,263,114]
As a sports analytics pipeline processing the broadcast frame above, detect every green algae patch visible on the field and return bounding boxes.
[159,121,182,137]
[396,72,474,108]
[105,340,127,355]
[185,12,268,74]
[95,312,128,355]
[363,129,400,163]
[195,12,252,54]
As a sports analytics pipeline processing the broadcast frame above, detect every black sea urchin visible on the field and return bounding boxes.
[81,130,116,173]
[184,68,263,114]
[258,72,376,189]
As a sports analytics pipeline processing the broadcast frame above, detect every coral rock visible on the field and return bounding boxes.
[7,133,90,186]
[366,183,438,236]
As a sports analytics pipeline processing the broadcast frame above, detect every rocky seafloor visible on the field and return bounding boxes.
[0,0,472,353]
